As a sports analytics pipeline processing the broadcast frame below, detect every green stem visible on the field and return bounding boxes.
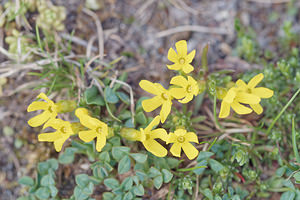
[213,94,223,130]
[266,88,300,135]
[292,116,300,163]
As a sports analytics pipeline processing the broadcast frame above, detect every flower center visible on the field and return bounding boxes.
[96,127,102,134]
[247,88,252,93]
[186,85,192,93]
[48,106,54,113]
[146,134,151,140]
[179,58,185,64]
[60,126,67,134]
[161,93,169,100]
[177,136,185,143]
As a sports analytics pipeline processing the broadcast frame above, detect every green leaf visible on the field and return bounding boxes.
[49,185,58,197]
[41,174,55,186]
[133,184,144,196]
[74,186,89,200]
[280,191,296,200]
[47,159,59,171]
[104,178,119,189]
[123,191,133,200]
[58,147,77,164]
[208,159,224,172]
[197,151,214,161]
[38,162,50,175]
[103,192,115,200]
[35,187,50,200]
[153,175,163,189]
[93,165,108,179]
[18,176,34,186]
[84,85,105,106]
[112,146,130,161]
[121,177,133,191]
[294,172,300,183]
[104,86,119,104]
[162,169,173,183]
[117,91,130,104]
[203,188,214,200]
[149,167,162,178]
[193,160,207,175]
[130,153,147,163]
[124,118,134,128]
[75,174,90,188]
[99,151,110,162]
[118,155,131,174]
[135,112,147,125]
[276,166,286,177]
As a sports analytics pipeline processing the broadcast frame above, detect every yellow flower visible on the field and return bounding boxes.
[138,116,168,157]
[169,75,199,103]
[167,40,196,74]
[236,73,274,114]
[27,93,57,127]
[38,118,73,152]
[140,80,178,123]
[167,129,199,160]
[75,108,108,152]
[219,87,261,118]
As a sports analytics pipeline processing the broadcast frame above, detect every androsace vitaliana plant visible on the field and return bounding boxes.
[27,40,274,161]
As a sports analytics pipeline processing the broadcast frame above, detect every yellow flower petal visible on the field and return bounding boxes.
[169,87,186,99]
[170,143,182,157]
[78,130,97,142]
[250,104,263,114]
[53,135,69,152]
[151,128,168,141]
[154,83,168,94]
[144,115,161,133]
[186,50,195,63]
[142,96,162,112]
[185,132,199,143]
[28,111,51,127]
[175,40,187,57]
[248,73,263,88]
[27,101,48,112]
[182,63,194,74]
[38,131,61,142]
[143,139,167,157]
[182,142,199,160]
[96,134,106,152]
[43,118,61,130]
[76,114,100,130]
[167,132,177,144]
[252,87,274,98]
[231,101,252,115]
[235,92,261,104]
[170,76,187,87]
[139,80,160,95]
[179,93,193,104]
[160,101,172,123]
[236,79,247,90]
[167,48,178,62]
[75,108,89,116]
[219,101,230,118]
[223,88,236,103]
[167,63,181,70]
[37,92,52,103]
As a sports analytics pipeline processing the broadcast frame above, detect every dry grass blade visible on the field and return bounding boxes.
[156,25,229,38]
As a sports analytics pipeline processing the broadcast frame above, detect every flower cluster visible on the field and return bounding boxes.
[140,40,199,123]
[219,73,274,118]
[27,93,109,152]
[121,116,199,160]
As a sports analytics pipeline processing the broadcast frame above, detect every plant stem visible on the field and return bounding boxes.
[292,116,300,163]
[266,88,300,135]
[213,94,223,130]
